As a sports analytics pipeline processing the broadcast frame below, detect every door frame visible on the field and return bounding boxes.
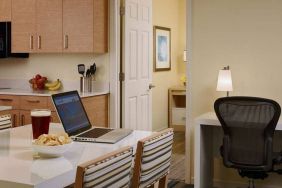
[110,0,194,183]
[109,0,121,129]
[185,0,193,184]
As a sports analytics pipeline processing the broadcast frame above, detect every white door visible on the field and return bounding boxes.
[122,0,153,131]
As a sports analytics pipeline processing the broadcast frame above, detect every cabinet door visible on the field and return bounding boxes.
[82,95,108,127]
[36,0,62,52]
[63,0,93,53]
[93,0,108,53]
[20,110,31,126]
[0,0,11,21]
[51,112,61,123]
[12,0,36,53]
[11,110,20,127]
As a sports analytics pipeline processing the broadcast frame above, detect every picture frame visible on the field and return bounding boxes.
[153,26,171,72]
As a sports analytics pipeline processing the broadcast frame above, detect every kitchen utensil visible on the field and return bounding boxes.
[77,64,85,76]
[86,69,90,77]
[91,63,96,75]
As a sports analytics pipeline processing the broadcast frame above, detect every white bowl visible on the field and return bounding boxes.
[32,141,73,157]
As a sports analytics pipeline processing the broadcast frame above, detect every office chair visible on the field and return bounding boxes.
[214,96,282,188]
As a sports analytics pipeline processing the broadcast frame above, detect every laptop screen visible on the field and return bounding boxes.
[52,91,91,135]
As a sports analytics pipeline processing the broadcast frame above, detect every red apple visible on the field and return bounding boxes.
[35,74,42,80]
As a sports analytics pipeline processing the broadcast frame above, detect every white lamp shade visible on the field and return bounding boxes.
[216,69,233,92]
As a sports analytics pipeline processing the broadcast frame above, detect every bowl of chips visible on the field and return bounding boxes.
[32,133,73,157]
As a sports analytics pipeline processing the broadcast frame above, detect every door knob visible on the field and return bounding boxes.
[149,84,156,89]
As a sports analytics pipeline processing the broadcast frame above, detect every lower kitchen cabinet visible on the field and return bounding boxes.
[0,94,109,127]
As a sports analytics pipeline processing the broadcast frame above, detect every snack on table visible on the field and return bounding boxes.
[34,133,72,146]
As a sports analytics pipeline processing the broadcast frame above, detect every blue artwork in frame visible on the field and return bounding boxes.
[154,26,171,71]
[158,36,168,62]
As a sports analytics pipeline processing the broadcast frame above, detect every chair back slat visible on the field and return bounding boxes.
[132,128,174,188]
[74,146,133,188]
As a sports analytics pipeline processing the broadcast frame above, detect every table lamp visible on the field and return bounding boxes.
[216,66,233,97]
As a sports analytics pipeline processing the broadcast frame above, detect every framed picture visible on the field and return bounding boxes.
[154,26,171,71]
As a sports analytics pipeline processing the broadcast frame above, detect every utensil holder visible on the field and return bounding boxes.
[80,77,85,93]
[80,77,92,93]
[87,77,92,92]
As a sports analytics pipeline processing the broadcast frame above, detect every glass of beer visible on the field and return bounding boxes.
[31,109,51,139]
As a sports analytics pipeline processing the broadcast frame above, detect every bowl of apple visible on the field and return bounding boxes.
[29,74,48,90]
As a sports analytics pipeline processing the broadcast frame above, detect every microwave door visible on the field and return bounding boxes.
[0,22,8,58]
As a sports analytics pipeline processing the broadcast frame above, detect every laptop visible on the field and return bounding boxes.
[51,91,132,143]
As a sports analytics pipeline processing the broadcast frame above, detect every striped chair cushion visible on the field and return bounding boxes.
[0,115,12,130]
[133,129,174,188]
[75,146,133,188]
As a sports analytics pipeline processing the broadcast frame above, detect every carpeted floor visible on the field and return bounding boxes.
[168,180,194,188]
[168,132,194,188]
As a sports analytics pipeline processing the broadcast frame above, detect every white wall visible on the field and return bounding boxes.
[191,0,282,186]
[0,53,109,82]
[152,0,186,131]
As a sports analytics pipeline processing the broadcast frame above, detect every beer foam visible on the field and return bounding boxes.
[31,110,51,117]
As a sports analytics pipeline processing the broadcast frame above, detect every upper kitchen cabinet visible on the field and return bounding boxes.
[0,0,12,21]
[12,0,62,53]
[36,0,63,53]
[11,0,108,54]
[63,0,94,53]
[94,0,108,53]
[12,0,36,53]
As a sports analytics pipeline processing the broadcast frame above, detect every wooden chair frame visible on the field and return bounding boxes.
[131,128,174,188]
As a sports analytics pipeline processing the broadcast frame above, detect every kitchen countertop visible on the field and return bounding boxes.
[0,106,12,111]
[0,88,108,97]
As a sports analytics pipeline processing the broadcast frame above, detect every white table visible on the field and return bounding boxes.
[0,124,152,188]
[194,112,282,188]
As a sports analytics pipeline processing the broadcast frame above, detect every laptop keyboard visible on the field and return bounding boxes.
[78,128,113,138]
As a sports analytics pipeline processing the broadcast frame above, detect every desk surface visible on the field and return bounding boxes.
[0,124,152,188]
[196,112,282,130]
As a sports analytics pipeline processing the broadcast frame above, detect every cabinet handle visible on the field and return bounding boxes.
[13,114,16,127]
[21,114,24,126]
[30,35,33,50]
[38,35,41,49]
[26,100,40,103]
[64,35,68,49]
[0,98,13,102]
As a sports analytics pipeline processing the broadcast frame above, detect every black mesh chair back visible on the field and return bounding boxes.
[214,97,281,171]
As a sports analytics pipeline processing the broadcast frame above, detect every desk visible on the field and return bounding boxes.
[0,124,152,188]
[194,112,282,188]
[168,86,186,131]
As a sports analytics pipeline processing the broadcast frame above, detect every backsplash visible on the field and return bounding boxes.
[0,79,109,93]
[0,53,109,82]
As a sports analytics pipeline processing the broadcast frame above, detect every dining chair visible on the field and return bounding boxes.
[74,146,133,188]
[131,128,174,188]
[0,114,12,130]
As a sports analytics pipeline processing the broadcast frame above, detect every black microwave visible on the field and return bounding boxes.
[0,22,29,58]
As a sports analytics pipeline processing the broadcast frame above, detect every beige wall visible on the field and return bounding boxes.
[152,0,186,131]
[0,54,109,82]
[192,0,282,186]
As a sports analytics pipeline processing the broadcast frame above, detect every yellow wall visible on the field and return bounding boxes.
[0,54,109,82]
[152,0,186,131]
[192,0,282,186]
